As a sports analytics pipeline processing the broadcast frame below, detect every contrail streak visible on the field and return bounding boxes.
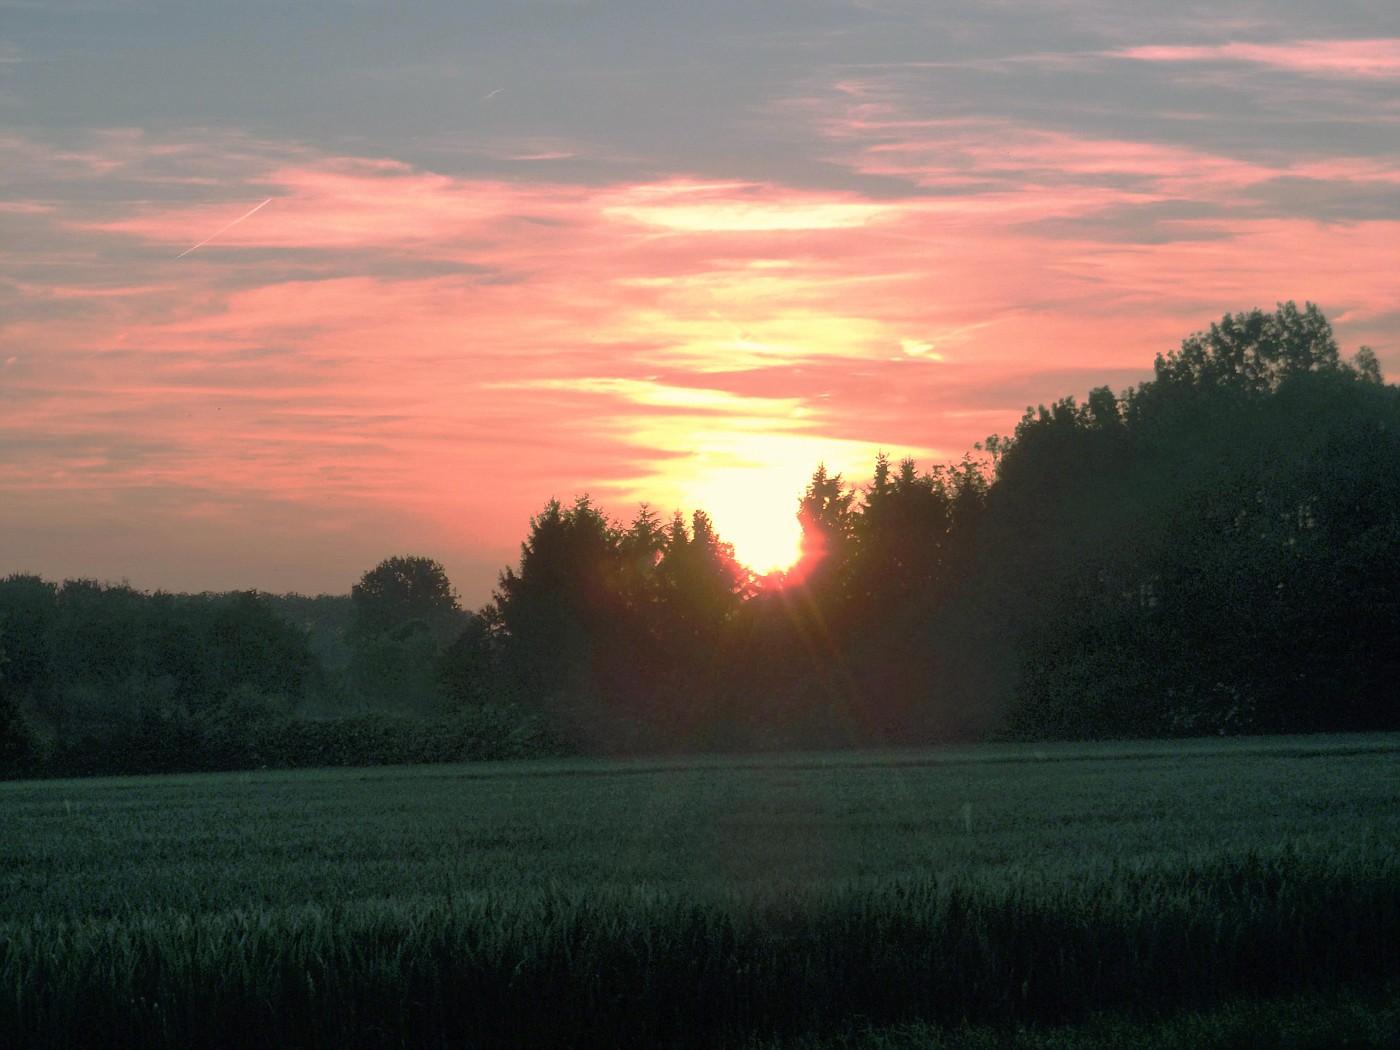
[176,197,274,258]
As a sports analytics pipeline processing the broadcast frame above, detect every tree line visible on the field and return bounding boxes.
[3,302,1396,776]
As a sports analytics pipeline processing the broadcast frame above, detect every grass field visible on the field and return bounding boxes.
[2,735,1398,1048]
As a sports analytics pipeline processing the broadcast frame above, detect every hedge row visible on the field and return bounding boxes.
[4,704,566,780]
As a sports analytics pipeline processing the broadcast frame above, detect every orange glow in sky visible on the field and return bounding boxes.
[1,8,1396,603]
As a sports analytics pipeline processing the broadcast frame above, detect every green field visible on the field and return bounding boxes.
[3,735,1398,1048]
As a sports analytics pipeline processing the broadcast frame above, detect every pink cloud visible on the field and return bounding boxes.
[87,164,590,256]
[600,179,902,232]
[3,127,1397,598]
[827,118,1398,207]
[1115,39,1400,79]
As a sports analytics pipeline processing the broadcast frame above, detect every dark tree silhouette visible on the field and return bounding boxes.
[350,556,461,644]
[0,624,43,777]
[437,604,511,712]
[657,509,748,645]
[494,497,625,736]
[492,496,757,750]
[985,302,1400,738]
[1151,301,1341,395]
[346,557,464,711]
[795,464,857,585]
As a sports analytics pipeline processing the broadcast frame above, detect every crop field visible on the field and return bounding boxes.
[2,735,1398,1048]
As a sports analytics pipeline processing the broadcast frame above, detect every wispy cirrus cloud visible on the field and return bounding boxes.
[602,180,902,232]
[4,132,951,589]
[1111,38,1400,79]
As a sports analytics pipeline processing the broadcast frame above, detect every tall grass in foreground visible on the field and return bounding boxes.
[3,737,1396,1046]
[753,985,1400,1049]
[3,844,1395,1049]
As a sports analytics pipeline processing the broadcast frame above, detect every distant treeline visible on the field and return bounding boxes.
[3,302,1397,776]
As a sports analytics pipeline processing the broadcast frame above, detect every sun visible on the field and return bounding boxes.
[721,506,804,577]
[640,431,883,582]
[688,466,805,577]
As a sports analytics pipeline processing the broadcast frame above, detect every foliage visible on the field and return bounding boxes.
[795,463,857,588]
[0,580,350,778]
[495,495,624,709]
[986,304,1400,739]
[344,556,464,710]
[1150,300,1344,395]
[0,575,57,713]
[258,592,355,670]
[437,605,512,711]
[0,627,44,778]
[492,496,751,750]
[349,555,461,645]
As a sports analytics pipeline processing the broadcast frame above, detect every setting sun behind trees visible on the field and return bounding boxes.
[646,433,900,580]
[682,464,808,576]
[705,495,803,576]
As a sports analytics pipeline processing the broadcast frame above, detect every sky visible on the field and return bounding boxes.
[2,1,1397,605]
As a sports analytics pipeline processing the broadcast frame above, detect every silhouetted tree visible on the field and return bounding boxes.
[658,509,748,645]
[0,625,43,777]
[492,495,759,750]
[796,464,857,583]
[345,557,463,710]
[51,580,149,689]
[845,455,954,628]
[0,574,56,689]
[260,592,355,671]
[989,302,1400,738]
[1151,301,1341,395]
[494,497,626,734]
[205,591,315,702]
[438,604,511,712]
[349,556,461,645]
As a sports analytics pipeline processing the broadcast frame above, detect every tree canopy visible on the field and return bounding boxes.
[350,556,461,644]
